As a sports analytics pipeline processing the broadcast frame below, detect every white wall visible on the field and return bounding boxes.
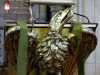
[95,0,100,74]
[74,0,100,75]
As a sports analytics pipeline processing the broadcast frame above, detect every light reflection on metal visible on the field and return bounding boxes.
[37,8,73,73]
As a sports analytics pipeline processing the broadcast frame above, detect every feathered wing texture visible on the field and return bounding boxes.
[50,8,73,33]
[37,8,73,74]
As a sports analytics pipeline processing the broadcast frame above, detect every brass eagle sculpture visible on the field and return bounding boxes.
[5,8,97,75]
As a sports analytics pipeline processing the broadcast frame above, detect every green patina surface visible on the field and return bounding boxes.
[16,21,28,75]
[72,22,84,75]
